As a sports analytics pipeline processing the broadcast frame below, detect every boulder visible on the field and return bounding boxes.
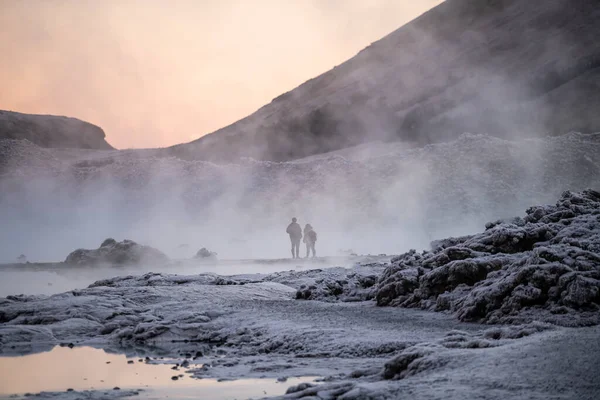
[194,248,217,259]
[65,239,169,266]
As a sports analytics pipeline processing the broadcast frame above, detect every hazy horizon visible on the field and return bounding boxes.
[0,0,441,149]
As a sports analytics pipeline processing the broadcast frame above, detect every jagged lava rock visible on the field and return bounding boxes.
[376,189,600,326]
[65,238,168,266]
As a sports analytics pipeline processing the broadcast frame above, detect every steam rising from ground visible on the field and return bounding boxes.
[1,132,599,264]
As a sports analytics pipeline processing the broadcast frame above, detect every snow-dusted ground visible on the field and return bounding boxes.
[1,268,598,399]
[0,266,474,397]
[272,325,600,400]
[1,221,599,399]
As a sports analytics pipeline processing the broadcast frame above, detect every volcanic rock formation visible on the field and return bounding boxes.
[375,189,600,326]
[65,238,168,266]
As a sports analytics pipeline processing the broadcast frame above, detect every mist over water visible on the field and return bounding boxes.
[2,132,598,266]
[2,149,440,263]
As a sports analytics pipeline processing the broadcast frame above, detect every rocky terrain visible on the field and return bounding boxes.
[375,189,600,326]
[0,110,113,150]
[168,0,600,161]
[278,190,600,327]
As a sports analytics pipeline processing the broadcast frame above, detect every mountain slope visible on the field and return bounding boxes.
[0,110,113,150]
[168,0,600,162]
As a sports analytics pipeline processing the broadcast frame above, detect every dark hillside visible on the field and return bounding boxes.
[168,0,600,162]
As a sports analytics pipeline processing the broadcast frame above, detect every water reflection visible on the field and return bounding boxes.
[0,346,316,399]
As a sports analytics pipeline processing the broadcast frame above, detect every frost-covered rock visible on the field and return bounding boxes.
[265,265,385,302]
[65,238,169,266]
[375,190,600,326]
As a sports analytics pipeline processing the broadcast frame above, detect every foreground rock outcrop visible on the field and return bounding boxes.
[376,190,600,326]
[65,238,168,266]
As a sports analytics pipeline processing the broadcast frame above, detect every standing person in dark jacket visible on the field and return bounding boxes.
[303,223,317,258]
[286,217,302,259]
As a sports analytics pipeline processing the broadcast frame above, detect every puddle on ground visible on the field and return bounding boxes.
[0,346,316,399]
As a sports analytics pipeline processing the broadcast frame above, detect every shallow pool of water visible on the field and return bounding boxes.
[0,346,316,399]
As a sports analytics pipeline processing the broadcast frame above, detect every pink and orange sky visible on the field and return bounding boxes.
[0,0,441,149]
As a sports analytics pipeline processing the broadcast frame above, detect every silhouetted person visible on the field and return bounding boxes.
[286,217,302,259]
[303,224,317,258]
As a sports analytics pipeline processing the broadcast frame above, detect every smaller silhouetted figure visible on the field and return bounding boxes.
[286,217,302,259]
[303,224,317,258]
